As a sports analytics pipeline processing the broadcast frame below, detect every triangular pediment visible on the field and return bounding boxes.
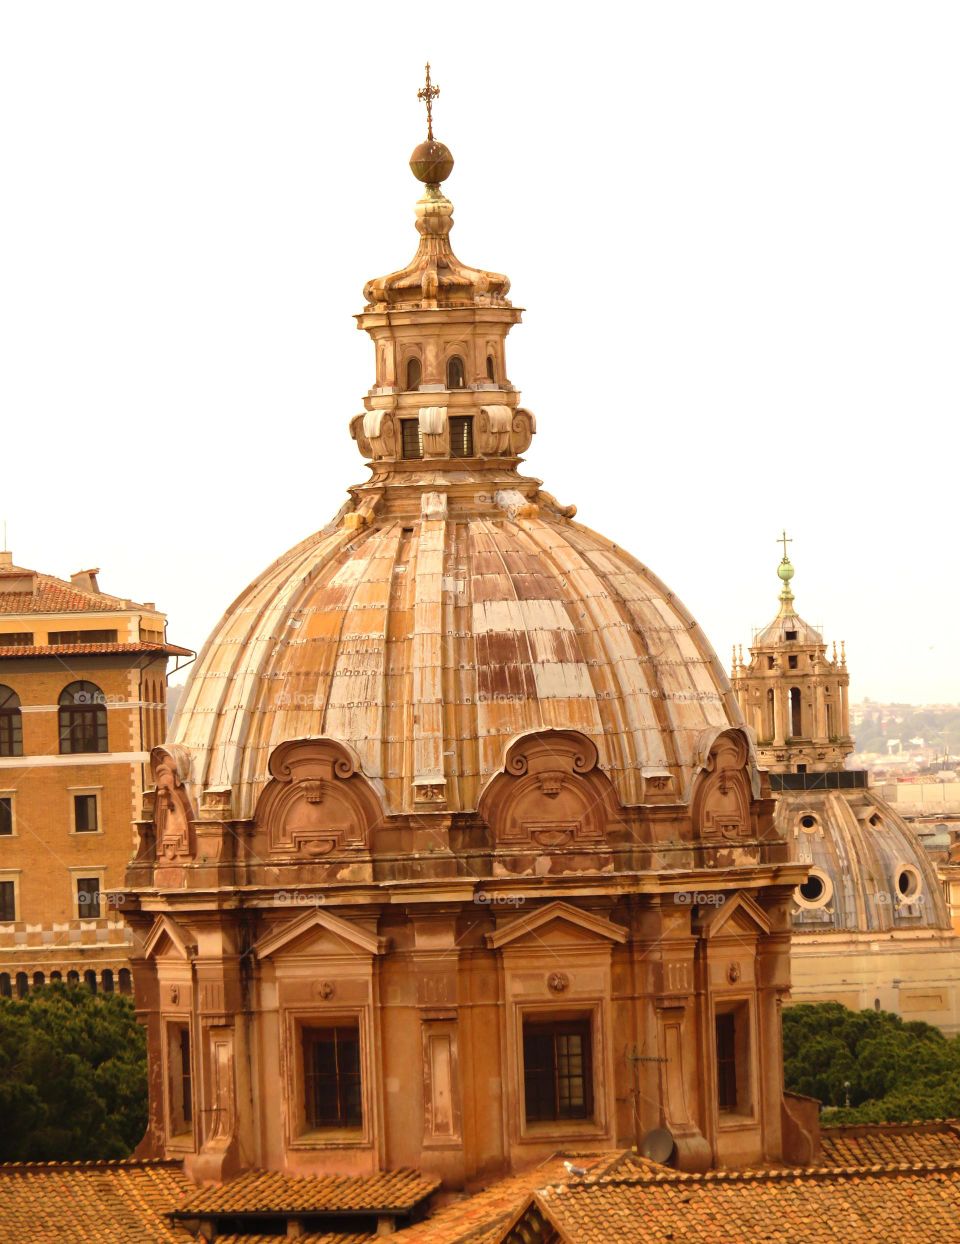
[253,906,387,961]
[142,914,197,961]
[700,891,772,939]
[485,900,628,950]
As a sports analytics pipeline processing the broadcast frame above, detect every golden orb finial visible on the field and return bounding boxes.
[410,61,454,186]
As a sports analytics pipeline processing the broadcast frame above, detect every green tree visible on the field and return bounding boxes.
[783,1001,960,1122]
[0,984,147,1160]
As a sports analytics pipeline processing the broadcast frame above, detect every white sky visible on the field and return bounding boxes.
[1,3,957,703]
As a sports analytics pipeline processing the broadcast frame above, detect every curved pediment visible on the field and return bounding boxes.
[256,738,385,859]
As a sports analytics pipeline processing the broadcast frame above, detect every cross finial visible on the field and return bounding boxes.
[777,530,792,561]
[417,62,440,141]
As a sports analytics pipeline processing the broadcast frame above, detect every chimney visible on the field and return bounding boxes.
[70,568,101,594]
[0,551,12,569]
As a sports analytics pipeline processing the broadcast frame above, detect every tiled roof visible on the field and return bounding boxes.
[211,1236,373,1244]
[0,1158,193,1243]
[0,641,192,658]
[502,1161,960,1244]
[820,1119,960,1167]
[173,1167,440,1216]
[392,1152,643,1244]
[0,566,139,616]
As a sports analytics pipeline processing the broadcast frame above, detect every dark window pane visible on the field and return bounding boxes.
[181,1029,192,1123]
[716,1012,737,1110]
[0,798,12,835]
[449,416,474,458]
[401,419,423,460]
[523,1019,592,1123]
[77,877,101,919]
[405,357,422,391]
[74,794,98,832]
[304,1026,363,1130]
[58,683,108,754]
[446,356,466,388]
[0,633,33,646]
[0,685,23,757]
[47,630,118,644]
[0,881,15,922]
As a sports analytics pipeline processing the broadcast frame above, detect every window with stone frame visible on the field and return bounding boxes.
[303,1024,363,1130]
[76,876,102,919]
[58,682,108,754]
[522,1017,593,1123]
[715,1002,752,1115]
[0,797,12,836]
[0,686,22,757]
[167,1022,193,1135]
[73,793,99,833]
[0,880,15,922]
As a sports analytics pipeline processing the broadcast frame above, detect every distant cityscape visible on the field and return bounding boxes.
[852,700,960,778]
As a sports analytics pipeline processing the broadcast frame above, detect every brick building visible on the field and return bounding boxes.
[0,549,190,994]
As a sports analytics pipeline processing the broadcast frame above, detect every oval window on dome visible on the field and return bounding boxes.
[795,868,831,908]
[800,814,817,831]
[896,867,921,902]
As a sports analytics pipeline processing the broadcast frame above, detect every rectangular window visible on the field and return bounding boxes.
[47,630,118,645]
[785,630,798,641]
[0,632,33,646]
[73,794,98,833]
[168,1023,193,1135]
[303,1025,363,1129]
[401,419,423,460]
[76,876,102,919]
[766,656,775,669]
[449,415,474,458]
[716,1012,737,1110]
[523,1018,593,1123]
[0,798,12,836]
[788,655,798,669]
[0,880,15,922]
[59,708,108,754]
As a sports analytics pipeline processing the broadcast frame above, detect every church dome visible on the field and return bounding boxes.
[787,788,950,932]
[170,123,745,823]
[172,506,740,820]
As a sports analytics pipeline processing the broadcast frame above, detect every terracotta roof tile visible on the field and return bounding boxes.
[819,1120,960,1167]
[0,641,192,658]
[0,566,141,616]
[211,1236,373,1244]
[0,1158,193,1243]
[174,1167,440,1216]
[391,1152,632,1244]
[503,1161,960,1243]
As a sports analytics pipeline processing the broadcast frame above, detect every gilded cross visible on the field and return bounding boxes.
[777,530,792,560]
[417,62,440,140]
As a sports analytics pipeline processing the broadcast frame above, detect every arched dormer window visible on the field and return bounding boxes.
[0,686,22,757]
[446,355,466,389]
[59,681,107,754]
[405,357,422,391]
[486,354,496,382]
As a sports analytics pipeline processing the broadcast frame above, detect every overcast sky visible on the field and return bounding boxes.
[2,3,957,703]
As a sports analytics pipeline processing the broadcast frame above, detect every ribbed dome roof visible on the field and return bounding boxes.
[171,504,741,820]
[786,788,950,931]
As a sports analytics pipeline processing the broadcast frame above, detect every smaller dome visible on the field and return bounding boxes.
[410,139,454,184]
[785,788,950,933]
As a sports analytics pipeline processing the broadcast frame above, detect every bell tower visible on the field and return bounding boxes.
[732,536,852,774]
